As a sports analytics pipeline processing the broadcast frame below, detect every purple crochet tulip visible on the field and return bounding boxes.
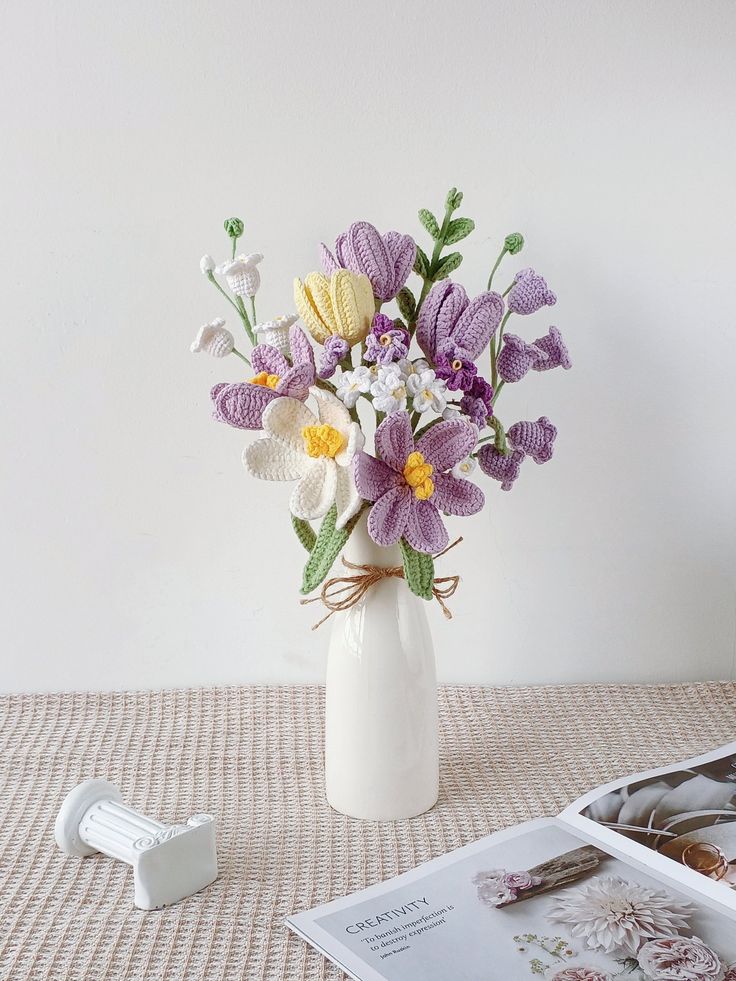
[364,313,410,365]
[434,346,478,391]
[320,221,416,302]
[460,376,494,428]
[478,446,526,491]
[318,335,350,379]
[497,334,546,382]
[417,281,505,367]
[354,412,483,553]
[507,268,557,316]
[211,324,316,430]
[507,416,557,463]
[532,326,572,372]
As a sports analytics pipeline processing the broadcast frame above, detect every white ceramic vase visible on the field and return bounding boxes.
[324,516,439,821]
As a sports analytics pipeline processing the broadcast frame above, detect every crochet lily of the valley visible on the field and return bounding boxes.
[191,190,571,599]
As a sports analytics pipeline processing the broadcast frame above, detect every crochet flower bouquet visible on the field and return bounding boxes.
[191,190,571,606]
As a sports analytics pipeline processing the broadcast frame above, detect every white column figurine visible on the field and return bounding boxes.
[55,779,217,910]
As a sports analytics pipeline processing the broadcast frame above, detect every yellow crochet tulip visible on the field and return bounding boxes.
[293,269,374,347]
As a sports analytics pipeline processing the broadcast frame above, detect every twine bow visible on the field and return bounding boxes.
[301,538,463,629]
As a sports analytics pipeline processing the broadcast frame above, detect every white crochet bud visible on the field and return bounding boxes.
[190,317,235,358]
[255,314,298,356]
[200,254,215,274]
[216,253,263,298]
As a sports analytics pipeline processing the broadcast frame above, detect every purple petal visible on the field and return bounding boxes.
[347,221,391,298]
[210,382,229,401]
[354,451,402,501]
[213,383,277,430]
[417,419,477,472]
[432,473,485,516]
[251,344,289,376]
[451,292,504,360]
[374,411,414,471]
[404,499,448,553]
[416,281,468,358]
[319,242,340,276]
[289,323,315,371]
[334,232,350,268]
[383,231,416,299]
[367,486,412,547]
[277,362,314,399]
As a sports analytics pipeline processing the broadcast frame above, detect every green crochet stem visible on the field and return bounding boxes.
[491,311,512,388]
[414,193,459,323]
[487,246,507,290]
[206,272,255,345]
[231,347,250,367]
[410,409,421,432]
[250,296,257,328]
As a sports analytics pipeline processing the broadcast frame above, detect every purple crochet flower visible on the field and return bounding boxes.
[416,281,504,376]
[497,334,546,382]
[477,446,526,491]
[434,347,478,391]
[532,326,572,372]
[320,221,416,302]
[507,268,557,316]
[211,324,315,430]
[364,313,410,365]
[318,335,350,379]
[507,416,557,463]
[460,376,494,428]
[354,412,483,553]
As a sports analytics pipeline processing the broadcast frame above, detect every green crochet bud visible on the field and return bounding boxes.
[504,232,524,255]
[224,217,244,239]
[445,187,464,212]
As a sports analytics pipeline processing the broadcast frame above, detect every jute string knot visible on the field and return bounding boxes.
[301,538,463,629]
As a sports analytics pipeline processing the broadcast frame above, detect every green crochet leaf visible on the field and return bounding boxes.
[399,539,434,601]
[432,251,463,281]
[300,505,361,595]
[291,515,316,552]
[445,187,463,212]
[444,217,475,246]
[396,287,416,323]
[418,209,440,240]
[413,246,430,279]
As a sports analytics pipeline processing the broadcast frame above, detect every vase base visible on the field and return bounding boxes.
[325,783,439,822]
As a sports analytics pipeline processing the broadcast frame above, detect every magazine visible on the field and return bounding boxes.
[287,740,736,980]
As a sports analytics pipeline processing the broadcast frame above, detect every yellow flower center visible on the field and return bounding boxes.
[302,424,345,459]
[451,358,463,372]
[403,451,434,500]
[380,333,393,346]
[250,371,280,389]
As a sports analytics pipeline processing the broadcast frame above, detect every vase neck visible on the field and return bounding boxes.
[345,513,401,568]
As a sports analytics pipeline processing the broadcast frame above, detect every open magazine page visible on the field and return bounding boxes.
[287,818,736,981]
[562,740,736,911]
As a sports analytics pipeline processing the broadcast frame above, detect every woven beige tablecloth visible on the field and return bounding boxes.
[1,683,735,980]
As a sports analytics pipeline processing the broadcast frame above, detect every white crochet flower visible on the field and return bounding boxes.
[190,317,235,358]
[370,364,407,413]
[335,366,372,408]
[200,254,215,274]
[396,357,429,381]
[243,392,364,527]
[406,367,447,414]
[217,253,264,297]
[452,455,477,480]
[255,314,298,357]
[442,405,461,421]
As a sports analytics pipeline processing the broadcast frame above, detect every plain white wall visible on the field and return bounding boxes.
[1,0,734,694]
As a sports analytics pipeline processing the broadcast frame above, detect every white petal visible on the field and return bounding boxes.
[262,397,317,453]
[243,438,306,481]
[315,388,351,432]
[290,457,337,520]
[335,464,362,529]
[335,422,364,467]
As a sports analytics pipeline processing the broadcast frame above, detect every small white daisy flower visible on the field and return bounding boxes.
[370,364,407,414]
[452,456,477,480]
[406,367,447,414]
[396,357,429,381]
[335,365,372,408]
